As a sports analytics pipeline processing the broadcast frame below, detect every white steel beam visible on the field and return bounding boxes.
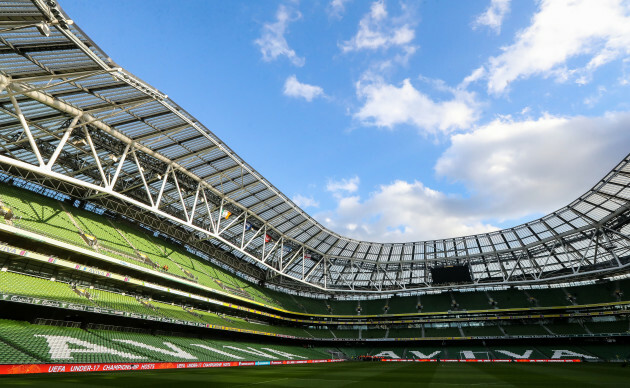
[8,91,44,166]
[45,115,80,169]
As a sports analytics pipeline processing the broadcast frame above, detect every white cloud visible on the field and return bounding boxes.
[355,76,480,134]
[255,5,305,67]
[486,0,630,94]
[473,0,510,34]
[319,111,630,242]
[328,0,351,19]
[435,111,630,220]
[292,194,320,208]
[459,66,485,89]
[283,75,325,101]
[341,0,415,52]
[583,85,607,107]
[326,176,360,195]
[318,180,498,242]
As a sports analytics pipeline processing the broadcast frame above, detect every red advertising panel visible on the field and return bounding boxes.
[0,359,345,375]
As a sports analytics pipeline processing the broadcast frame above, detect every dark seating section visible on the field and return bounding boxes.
[452,291,492,310]
[548,323,588,335]
[385,295,418,314]
[485,289,529,309]
[387,327,422,339]
[461,325,504,337]
[360,298,388,315]
[328,299,359,315]
[565,282,619,305]
[419,292,455,313]
[503,324,548,336]
[423,326,462,338]
[586,320,630,334]
[524,288,571,307]
[361,329,387,339]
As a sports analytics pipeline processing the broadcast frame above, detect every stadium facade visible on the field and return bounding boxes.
[0,0,629,374]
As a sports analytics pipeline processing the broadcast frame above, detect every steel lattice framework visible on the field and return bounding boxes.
[0,0,629,295]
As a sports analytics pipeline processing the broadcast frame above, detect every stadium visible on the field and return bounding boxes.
[0,0,629,386]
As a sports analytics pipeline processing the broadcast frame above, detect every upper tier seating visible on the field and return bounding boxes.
[0,183,282,308]
[386,295,418,314]
[524,288,572,307]
[451,291,493,310]
[360,298,388,315]
[0,270,335,338]
[1,182,629,318]
[419,293,455,313]
[485,289,530,309]
[565,282,620,305]
[328,300,359,315]
[0,271,96,307]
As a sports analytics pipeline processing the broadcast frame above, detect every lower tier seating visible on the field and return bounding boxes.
[0,319,334,364]
[0,319,628,364]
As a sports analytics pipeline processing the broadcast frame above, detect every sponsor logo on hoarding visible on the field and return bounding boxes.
[48,366,65,373]
[373,349,596,360]
[10,296,32,303]
[41,300,60,308]
[69,365,101,372]
[102,364,136,371]
[0,245,27,256]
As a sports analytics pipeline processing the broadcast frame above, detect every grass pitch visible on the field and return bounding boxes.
[1,362,629,387]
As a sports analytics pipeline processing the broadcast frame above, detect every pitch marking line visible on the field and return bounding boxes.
[236,377,288,386]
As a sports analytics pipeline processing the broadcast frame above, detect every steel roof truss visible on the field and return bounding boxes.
[7,89,44,166]
[1,5,629,293]
[169,166,190,221]
[154,164,170,210]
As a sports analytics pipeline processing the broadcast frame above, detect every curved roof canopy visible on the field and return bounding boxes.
[0,0,629,294]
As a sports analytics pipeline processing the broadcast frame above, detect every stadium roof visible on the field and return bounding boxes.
[0,0,629,294]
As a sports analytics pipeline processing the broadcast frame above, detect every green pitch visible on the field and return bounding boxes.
[1,362,629,387]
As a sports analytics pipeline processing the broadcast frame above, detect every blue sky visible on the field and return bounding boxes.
[61,0,630,242]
